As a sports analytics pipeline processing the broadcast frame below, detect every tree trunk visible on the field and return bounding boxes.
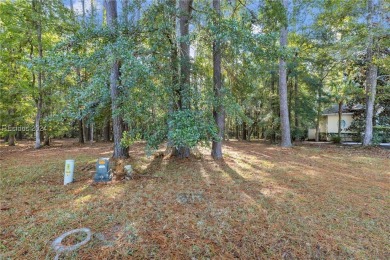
[270,71,277,143]
[8,133,15,146]
[76,66,84,144]
[248,127,253,142]
[278,0,292,147]
[17,131,23,140]
[363,0,378,146]
[122,0,129,25]
[294,74,299,128]
[82,119,87,142]
[106,0,128,158]
[172,0,193,158]
[44,132,50,146]
[235,121,239,139]
[34,0,43,149]
[242,121,247,140]
[211,0,224,159]
[102,117,110,141]
[171,146,191,158]
[85,123,90,141]
[225,117,230,141]
[363,65,378,145]
[40,129,44,142]
[338,101,343,138]
[315,85,322,142]
[78,119,84,143]
[90,123,94,143]
[90,0,95,24]
[35,99,42,149]
[288,79,293,125]
[178,0,192,110]
[81,0,86,23]
[8,110,17,145]
[167,0,179,150]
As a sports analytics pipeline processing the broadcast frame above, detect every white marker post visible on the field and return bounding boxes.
[64,159,75,185]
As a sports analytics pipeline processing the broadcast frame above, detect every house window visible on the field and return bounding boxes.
[338,120,346,129]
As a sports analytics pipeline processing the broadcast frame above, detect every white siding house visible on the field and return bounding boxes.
[308,105,362,141]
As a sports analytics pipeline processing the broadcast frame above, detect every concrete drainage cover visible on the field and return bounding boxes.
[52,228,92,254]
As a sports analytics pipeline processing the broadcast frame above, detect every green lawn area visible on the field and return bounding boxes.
[1,140,389,259]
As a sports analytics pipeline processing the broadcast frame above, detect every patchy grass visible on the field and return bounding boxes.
[0,139,389,259]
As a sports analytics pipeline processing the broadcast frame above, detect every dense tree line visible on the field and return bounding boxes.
[0,0,389,158]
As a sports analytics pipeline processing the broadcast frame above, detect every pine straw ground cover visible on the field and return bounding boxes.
[0,139,389,259]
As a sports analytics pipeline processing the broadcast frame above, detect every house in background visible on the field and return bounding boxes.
[308,104,363,141]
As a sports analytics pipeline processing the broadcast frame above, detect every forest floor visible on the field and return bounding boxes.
[1,139,389,259]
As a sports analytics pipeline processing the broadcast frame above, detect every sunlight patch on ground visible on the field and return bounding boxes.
[74,194,93,206]
[260,185,288,198]
[100,185,126,199]
[234,161,252,173]
[239,154,275,168]
[258,160,275,168]
[301,169,320,177]
[255,152,273,159]
[199,164,213,186]
[99,151,112,155]
[239,191,265,211]
[72,185,90,195]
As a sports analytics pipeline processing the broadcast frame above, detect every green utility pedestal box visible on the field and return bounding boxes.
[94,158,111,182]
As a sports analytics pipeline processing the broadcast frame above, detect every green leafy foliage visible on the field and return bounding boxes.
[1,0,388,151]
[168,110,218,149]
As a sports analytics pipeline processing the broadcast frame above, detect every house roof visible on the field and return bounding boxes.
[322,104,364,115]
